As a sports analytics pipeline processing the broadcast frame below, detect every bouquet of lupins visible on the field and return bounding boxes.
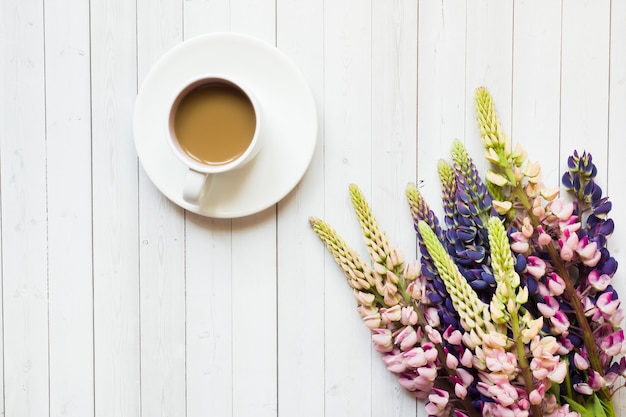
[309,87,625,417]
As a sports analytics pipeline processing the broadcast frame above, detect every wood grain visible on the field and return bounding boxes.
[560,0,610,186]
[417,0,467,234]
[276,0,325,416]
[1,1,48,416]
[512,0,562,185]
[136,0,186,416]
[90,0,140,415]
[44,0,94,415]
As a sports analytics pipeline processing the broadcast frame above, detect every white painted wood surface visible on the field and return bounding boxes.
[1,1,625,416]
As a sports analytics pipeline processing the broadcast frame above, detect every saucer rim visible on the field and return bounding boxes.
[134,32,318,218]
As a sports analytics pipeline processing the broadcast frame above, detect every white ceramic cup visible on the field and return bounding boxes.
[167,74,262,204]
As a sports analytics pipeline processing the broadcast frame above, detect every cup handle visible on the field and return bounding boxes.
[183,169,212,204]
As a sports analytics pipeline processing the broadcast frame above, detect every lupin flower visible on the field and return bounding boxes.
[310,87,624,417]
[310,186,482,417]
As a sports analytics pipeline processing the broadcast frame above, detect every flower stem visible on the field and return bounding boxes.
[511,311,543,417]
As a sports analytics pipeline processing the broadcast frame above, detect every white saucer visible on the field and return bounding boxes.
[134,32,318,218]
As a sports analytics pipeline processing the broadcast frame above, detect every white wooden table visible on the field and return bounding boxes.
[2,1,626,416]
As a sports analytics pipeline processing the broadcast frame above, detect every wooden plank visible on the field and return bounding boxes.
[0,0,48,415]
[90,0,140,414]
[465,0,514,174]
[185,215,233,417]
[607,0,626,412]
[136,0,186,416]
[231,210,278,417]
[512,0,562,185]
[229,4,278,417]
[322,1,373,416]
[44,0,94,415]
[560,0,610,186]
[275,0,325,416]
[371,1,418,416]
[183,0,230,38]
[181,3,234,417]
[417,0,467,241]
[230,0,275,40]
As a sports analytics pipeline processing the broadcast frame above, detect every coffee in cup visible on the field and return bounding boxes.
[167,75,262,203]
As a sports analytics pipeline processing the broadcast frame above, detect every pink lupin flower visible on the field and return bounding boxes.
[573,352,589,370]
[582,296,597,317]
[604,372,619,387]
[549,310,570,335]
[353,289,376,306]
[454,383,467,399]
[422,343,440,363]
[485,349,517,374]
[588,369,606,391]
[398,306,416,326]
[587,269,611,291]
[537,295,559,318]
[459,346,473,368]
[576,236,601,267]
[484,380,519,407]
[380,304,402,323]
[610,307,625,326]
[425,325,442,345]
[558,228,578,262]
[546,273,566,296]
[403,258,421,281]
[404,347,428,368]
[529,383,546,405]
[549,198,575,222]
[372,329,393,352]
[530,335,563,381]
[573,383,593,395]
[455,368,474,387]
[445,349,459,369]
[536,225,552,246]
[482,402,517,417]
[381,350,406,373]
[394,325,418,351]
[418,365,438,382]
[547,360,567,383]
[398,375,420,393]
[597,291,621,317]
[526,256,547,279]
[363,313,381,329]
[357,304,378,318]
[600,329,626,356]
[545,404,582,417]
[406,278,426,302]
[443,326,463,345]
[521,217,534,238]
[424,307,441,328]
[425,388,449,416]
[510,231,530,253]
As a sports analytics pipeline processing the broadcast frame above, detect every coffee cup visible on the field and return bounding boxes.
[166,74,262,204]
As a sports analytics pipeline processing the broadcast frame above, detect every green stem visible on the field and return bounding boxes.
[507,285,542,417]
